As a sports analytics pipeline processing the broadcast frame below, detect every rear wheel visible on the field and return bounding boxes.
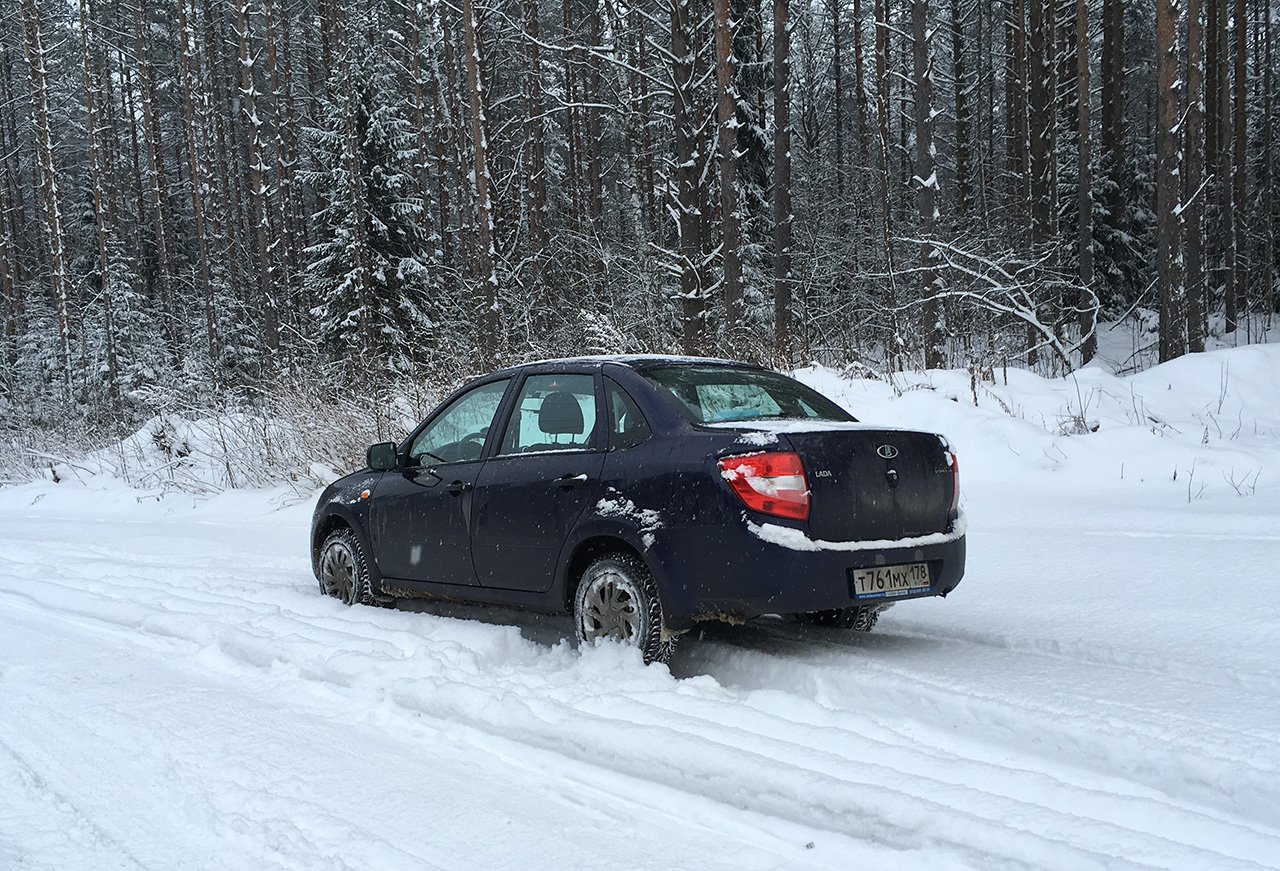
[798,605,882,632]
[318,527,376,606]
[574,553,678,665]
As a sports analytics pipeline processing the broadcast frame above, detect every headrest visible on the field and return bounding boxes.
[538,391,585,435]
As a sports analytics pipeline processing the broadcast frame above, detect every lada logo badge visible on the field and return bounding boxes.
[876,444,899,460]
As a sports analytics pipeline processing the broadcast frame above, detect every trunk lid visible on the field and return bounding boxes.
[717,422,955,541]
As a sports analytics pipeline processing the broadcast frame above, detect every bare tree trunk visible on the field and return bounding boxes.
[1100,0,1126,253]
[714,0,743,340]
[463,0,500,364]
[524,0,548,283]
[830,0,846,207]
[874,0,898,357]
[1156,0,1184,362]
[1076,0,1096,362]
[853,0,869,165]
[134,3,179,351]
[1229,0,1247,331]
[773,0,794,363]
[950,0,972,219]
[201,0,245,303]
[1026,0,1053,243]
[77,0,119,393]
[673,0,707,356]
[1186,0,1207,352]
[1264,0,1276,316]
[235,1,279,353]
[1218,0,1236,333]
[19,0,73,395]
[1005,0,1028,213]
[586,0,604,227]
[913,0,944,369]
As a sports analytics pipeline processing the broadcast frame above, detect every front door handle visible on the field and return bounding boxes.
[446,480,473,495]
[553,473,589,489]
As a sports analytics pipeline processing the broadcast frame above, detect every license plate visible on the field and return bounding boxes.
[851,563,931,600]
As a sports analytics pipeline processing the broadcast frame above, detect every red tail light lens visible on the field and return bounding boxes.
[946,450,960,519]
[718,451,810,521]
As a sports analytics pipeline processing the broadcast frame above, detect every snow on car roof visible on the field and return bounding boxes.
[505,354,753,369]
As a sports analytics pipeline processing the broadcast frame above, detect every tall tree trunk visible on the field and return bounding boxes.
[524,0,548,283]
[1026,0,1053,243]
[913,0,944,369]
[874,0,898,356]
[1186,0,1207,352]
[1264,0,1275,316]
[1076,0,1096,362]
[1217,0,1235,333]
[951,0,972,219]
[1100,0,1126,255]
[714,0,743,341]
[1228,0,1247,332]
[77,0,120,393]
[134,3,179,351]
[830,0,846,207]
[463,0,500,364]
[19,0,73,395]
[773,0,794,363]
[853,0,869,165]
[673,0,707,355]
[586,0,604,227]
[1005,0,1028,214]
[235,1,279,353]
[1156,0,1183,361]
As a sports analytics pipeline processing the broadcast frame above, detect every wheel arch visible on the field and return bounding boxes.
[561,533,654,614]
[311,508,380,586]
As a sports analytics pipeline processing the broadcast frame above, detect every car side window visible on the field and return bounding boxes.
[408,379,510,466]
[606,379,651,450]
[497,374,598,456]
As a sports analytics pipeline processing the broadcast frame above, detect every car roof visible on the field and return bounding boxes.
[490,354,762,376]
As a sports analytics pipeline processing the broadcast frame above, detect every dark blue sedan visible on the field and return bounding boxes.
[311,356,966,664]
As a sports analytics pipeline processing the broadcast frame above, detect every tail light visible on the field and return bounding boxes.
[719,452,810,521]
[945,450,960,519]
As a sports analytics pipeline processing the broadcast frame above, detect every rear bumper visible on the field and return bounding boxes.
[648,519,966,628]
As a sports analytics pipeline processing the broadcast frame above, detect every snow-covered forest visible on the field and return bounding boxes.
[1,0,1277,456]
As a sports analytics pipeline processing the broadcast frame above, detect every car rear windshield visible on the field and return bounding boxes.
[642,366,854,424]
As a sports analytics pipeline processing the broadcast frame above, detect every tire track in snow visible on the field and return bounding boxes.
[4,514,1280,869]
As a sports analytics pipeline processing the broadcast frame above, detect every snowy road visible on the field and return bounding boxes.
[2,484,1278,871]
[4,347,1280,869]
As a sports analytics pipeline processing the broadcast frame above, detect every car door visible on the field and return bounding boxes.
[370,378,512,585]
[470,372,607,592]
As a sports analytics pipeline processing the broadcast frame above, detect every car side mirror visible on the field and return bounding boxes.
[366,442,398,471]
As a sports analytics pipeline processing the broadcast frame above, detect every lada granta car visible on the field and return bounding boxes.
[311,356,966,664]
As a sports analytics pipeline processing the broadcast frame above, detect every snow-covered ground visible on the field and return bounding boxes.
[3,345,1279,870]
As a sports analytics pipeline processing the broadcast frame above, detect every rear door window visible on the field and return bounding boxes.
[497,374,600,455]
[605,380,651,449]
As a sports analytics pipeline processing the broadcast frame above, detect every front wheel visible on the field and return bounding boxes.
[317,527,376,606]
[574,553,678,665]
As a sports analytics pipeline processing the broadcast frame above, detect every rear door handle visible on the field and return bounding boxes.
[446,480,473,495]
[553,473,589,489]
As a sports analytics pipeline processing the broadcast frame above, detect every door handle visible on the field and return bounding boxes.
[446,480,473,495]
[553,473,589,489]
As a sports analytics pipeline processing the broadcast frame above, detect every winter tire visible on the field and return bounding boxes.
[574,552,678,665]
[318,527,377,606]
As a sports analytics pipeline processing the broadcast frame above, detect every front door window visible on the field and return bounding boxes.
[408,379,510,465]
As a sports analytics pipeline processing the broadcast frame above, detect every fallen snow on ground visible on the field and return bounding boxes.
[3,345,1280,869]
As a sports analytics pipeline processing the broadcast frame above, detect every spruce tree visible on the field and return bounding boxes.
[303,51,433,378]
